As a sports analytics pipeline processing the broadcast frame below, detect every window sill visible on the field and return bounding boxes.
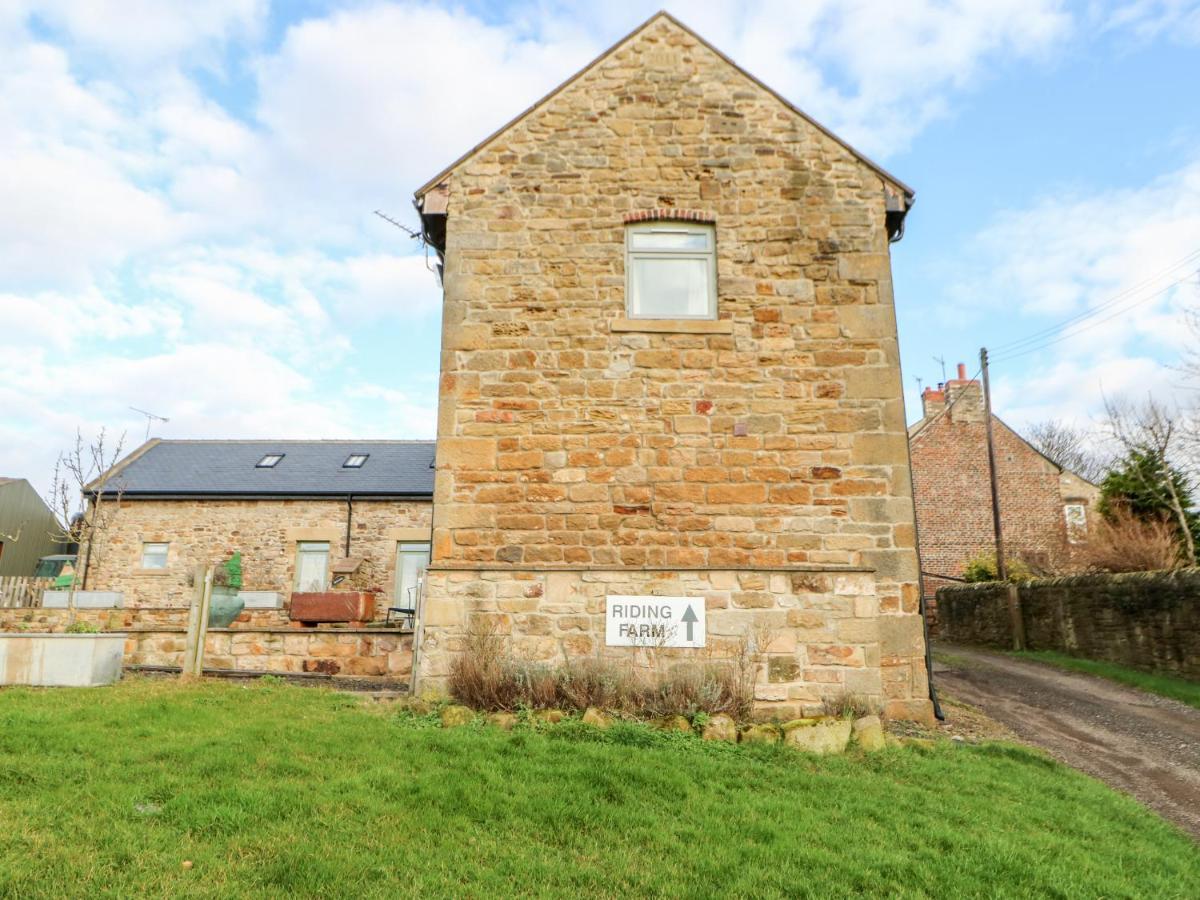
[611,318,732,335]
[133,568,170,576]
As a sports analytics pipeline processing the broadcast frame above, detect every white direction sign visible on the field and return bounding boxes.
[605,596,706,649]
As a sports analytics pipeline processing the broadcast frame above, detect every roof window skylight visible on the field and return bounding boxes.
[256,454,284,468]
[343,454,369,468]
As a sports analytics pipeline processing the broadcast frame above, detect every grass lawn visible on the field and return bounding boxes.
[1,678,1197,898]
[1012,650,1200,710]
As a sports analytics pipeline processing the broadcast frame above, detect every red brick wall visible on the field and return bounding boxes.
[910,388,1073,614]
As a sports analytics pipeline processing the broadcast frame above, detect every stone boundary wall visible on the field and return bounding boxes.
[418,566,931,721]
[0,607,413,681]
[937,569,1200,678]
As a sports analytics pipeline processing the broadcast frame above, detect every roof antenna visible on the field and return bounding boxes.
[932,355,947,383]
[129,406,169,443]
[373,209,422,240]
[374,209,436,274]
[915,376,924,393]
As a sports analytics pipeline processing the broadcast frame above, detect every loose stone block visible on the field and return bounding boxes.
[852,715,886,752]
[782,718,852,755]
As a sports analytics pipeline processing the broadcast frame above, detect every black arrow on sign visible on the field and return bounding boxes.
[681,604,698,642]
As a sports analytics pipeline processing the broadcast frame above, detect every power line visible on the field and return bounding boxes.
[992,267,1200,364]
[990,247,1200,356]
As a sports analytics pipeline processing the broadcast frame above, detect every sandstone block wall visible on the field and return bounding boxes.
[83,497,432,608]
[937,569,1200,679]
[419,566,929,720]
[127,628,414,679]
[0,606,414,681]
[417,16,931,719]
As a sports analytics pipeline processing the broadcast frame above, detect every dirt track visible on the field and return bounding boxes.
[933,645,1200,840]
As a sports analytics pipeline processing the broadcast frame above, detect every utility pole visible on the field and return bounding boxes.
[980,347,1025,650]
[980,348,1006,581]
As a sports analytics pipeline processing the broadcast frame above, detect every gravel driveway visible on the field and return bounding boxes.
[933,644,1200,840]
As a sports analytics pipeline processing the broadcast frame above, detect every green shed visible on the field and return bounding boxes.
[0,478,67,576]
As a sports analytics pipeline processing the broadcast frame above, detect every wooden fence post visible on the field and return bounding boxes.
[181,566,214,679]
[1006,583,1026,651]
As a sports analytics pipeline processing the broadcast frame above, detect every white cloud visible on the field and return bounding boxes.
[951,156,1200,426]
[511,0,1074,155]
[253,3,596,220]
[1104,0,1200,44]
[27,0,267,64]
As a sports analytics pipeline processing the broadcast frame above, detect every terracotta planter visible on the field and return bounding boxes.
[290,591,376,624]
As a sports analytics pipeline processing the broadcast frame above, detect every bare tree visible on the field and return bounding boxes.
[1025,420,1112,484]
[48,429,126,626]
[1102,396,1197,567]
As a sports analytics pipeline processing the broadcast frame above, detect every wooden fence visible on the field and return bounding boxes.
[0,577,53,608]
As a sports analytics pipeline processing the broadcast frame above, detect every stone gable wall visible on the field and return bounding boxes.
[83,497,432,608]
[419,17,931,720]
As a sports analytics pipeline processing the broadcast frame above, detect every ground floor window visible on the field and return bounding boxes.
[1064,503,1088,543]
[140,542,169,569]
[395,542,430,610]
[295,541,330,591]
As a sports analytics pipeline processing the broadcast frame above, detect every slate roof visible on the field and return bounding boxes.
[99,440,435,498]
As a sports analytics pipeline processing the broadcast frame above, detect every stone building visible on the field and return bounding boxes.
[909,364,1100,613]
[81,439,434,610]
[412,12,932,721]
[9,439,436,680]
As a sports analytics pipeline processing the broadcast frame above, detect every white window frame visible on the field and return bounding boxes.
[625,221,717,320]
[140,542,169,570]
[394,542,431,610]
[1064,503,1087,543]
[294,541,330,592]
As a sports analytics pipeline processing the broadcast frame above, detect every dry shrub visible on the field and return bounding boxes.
[1073,507,1183,573]
[820,692,879,719]
[448,623,525,711]
[448,620,758,719]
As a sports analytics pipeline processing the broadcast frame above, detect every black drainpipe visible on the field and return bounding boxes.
[904,408,944,722]
[345,494,353,558]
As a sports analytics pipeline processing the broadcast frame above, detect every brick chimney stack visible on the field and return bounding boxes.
[920,362,985,423]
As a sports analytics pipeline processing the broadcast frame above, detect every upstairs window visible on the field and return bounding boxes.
[257,453,284,468]
[626,222,716,320]
[343,454,369,468]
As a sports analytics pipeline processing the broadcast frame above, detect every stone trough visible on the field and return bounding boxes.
[0,633,127,686]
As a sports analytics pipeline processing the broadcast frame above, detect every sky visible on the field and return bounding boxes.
[1,0,1199,495]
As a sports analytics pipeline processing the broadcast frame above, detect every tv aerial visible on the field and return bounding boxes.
[130,407,169,442]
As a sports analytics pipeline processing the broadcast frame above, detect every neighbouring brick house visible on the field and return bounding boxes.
[909,364,1100,621]
[4,440,435,680]
[411,12,933,721]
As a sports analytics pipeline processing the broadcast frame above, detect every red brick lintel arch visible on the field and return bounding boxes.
[623,208,716,225]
